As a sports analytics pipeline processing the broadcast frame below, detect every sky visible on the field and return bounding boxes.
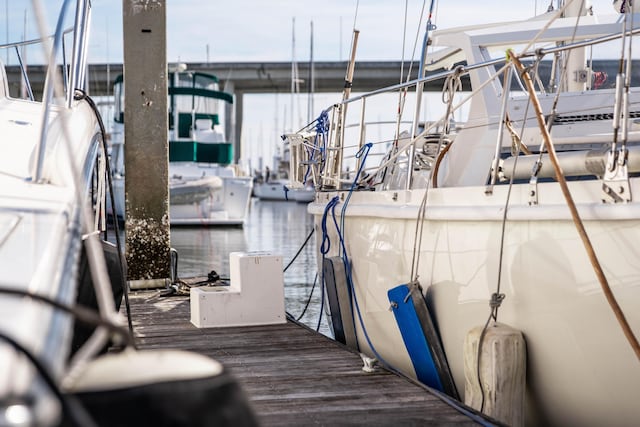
[1,0,626,170]
[3,0,624,64]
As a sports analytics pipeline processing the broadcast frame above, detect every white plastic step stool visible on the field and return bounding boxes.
[190,252,285,327]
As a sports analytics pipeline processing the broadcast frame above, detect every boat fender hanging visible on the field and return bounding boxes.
[388,282,458,398]
[322,256,358,350]
[463,322,526,427]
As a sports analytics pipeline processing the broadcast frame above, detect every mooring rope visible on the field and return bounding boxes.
[510,50,640,361]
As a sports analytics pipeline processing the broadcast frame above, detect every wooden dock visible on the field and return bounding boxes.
[124,290,498,426]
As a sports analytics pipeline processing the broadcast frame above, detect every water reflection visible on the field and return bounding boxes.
[170,198,330,336]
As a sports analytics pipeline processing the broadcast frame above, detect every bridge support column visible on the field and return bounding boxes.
[233,89,244,164]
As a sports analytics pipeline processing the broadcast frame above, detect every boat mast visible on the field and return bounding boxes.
[290,17,302,132]
[307,20,314,124]
[291,17,295,132]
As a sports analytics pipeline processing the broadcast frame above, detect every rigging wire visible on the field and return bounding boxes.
[394,0,429,139]
[409,68,461,282]
[474,62,535,412]
[370,0,430,189]
[546,0,585,119]
[615,1,635,151]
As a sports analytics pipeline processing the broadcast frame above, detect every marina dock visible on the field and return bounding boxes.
[125,290,498,426]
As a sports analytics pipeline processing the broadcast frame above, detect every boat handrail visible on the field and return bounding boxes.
[0,28,74,51]
[67,0,91,107]
[32,0,91,183]
[299,21,640,192]
[0,29,74,102]
[341,26,640,108]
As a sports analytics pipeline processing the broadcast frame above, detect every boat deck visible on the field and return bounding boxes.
[123,290,498,426]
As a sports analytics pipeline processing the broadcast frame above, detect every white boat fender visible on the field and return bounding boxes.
[463,322,526,427]
[388,282,459,398]
[65,349,259,426]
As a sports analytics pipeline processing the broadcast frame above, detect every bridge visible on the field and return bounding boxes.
[4,61,429,157]
[5,61,427,97]
[3,59,628,160]
[4,61,425,154]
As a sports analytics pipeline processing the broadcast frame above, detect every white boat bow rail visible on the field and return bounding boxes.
[284,11,640,198]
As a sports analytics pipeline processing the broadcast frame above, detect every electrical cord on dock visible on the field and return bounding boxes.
[158,275,231,298]
[159,251,230,298]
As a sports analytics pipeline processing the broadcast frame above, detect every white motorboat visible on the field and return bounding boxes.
[0,2,257,426]
[253,178,293,201]
[285,2,640,426]
[110,69,253,226]
[0,1,120,424]
[288,186,315,203]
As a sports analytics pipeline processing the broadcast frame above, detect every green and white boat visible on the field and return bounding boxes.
[110,68,253,226]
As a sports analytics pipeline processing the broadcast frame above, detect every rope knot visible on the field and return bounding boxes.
[489,292,505,309]
[442,67,463,104]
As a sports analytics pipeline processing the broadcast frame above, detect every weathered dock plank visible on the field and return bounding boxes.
[123,290,496,426]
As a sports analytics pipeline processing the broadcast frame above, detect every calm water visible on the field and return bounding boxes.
[169,198,331,335]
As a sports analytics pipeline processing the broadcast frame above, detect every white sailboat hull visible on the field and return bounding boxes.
[310,180,640,427]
